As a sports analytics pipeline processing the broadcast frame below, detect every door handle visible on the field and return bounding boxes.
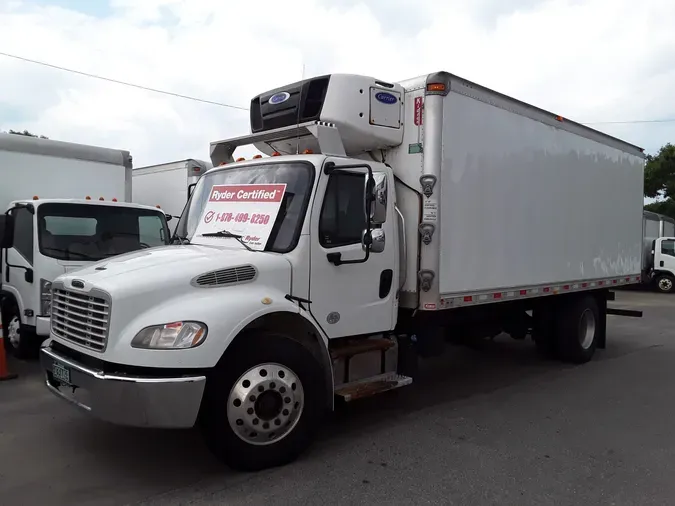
[660,261,665,267]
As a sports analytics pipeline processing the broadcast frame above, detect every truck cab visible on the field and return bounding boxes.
[0,198,171,358]
[651,236,675,293]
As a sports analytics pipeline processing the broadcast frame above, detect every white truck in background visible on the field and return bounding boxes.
[132,158,212,219]
[39,71,645,471]
[0,133,172,358]
[642,210,675,293]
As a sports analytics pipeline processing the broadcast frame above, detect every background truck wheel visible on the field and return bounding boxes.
[654,274,674,294]
[1,300,39,360]
[199,331,326,472]
[554,295,600,364]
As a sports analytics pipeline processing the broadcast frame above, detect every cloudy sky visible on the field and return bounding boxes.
[1,0,674,168]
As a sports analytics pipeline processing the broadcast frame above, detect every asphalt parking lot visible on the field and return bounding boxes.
[1,290,674,506]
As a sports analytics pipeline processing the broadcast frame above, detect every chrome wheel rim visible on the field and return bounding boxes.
[7,316,20,349]
[227,363,304,446]
[658,278,673,292]
[578,308,596,350]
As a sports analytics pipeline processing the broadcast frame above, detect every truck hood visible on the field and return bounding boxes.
[53,244,292,299]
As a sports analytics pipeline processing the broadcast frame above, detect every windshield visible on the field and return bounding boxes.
[37,203,169,261]
[174,161,315,253]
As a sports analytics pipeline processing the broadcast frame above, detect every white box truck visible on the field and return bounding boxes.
[0,133,172,358]
[642,210,675,292]
[38,72,645,471]
[132,159,211,218]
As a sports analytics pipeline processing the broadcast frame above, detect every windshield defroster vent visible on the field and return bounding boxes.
[192,265,258,288]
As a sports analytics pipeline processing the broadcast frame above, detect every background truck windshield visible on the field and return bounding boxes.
[37,203,168,261]
[174,161,314,253]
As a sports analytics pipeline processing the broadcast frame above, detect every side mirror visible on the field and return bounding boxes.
[165,214,174,222]
[0,214,15,249]
[363,228,385,253]
[367,173,387,225]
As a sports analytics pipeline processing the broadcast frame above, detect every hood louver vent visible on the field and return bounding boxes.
[192,265,257,287]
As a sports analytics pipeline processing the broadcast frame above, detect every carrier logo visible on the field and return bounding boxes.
[268,92,291,105]
[71,279,85,289]
[375,91,397,105]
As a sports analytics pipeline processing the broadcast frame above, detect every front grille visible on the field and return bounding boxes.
[50,288,110,351]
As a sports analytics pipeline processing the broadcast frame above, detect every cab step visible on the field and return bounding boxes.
[330,337,395,360]
[334,372,413,402]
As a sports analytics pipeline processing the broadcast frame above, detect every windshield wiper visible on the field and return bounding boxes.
[200,229,255,252]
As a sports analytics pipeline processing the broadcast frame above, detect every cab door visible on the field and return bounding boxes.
[3,205,37,327]
[308,158,398,339]
[656,238,675,274]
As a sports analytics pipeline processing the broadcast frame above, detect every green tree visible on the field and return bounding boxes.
[644,143,675,220]
[5,129,48,139]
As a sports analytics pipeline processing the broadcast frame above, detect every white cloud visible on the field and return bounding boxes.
[1,0,674,167]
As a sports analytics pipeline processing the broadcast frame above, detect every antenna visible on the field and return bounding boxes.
[295,62,305,154]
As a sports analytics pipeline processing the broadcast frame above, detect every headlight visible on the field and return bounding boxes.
[40,278,52,316]
[131,321,207,349]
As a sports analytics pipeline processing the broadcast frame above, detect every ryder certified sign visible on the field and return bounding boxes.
[196,183,287,250]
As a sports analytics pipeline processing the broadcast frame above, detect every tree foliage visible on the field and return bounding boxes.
[4,129,48,139]
[644,143,675,220]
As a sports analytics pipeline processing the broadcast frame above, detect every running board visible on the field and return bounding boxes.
[334,372,413,402]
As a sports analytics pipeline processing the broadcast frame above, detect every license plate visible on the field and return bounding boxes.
[52,361,71,385]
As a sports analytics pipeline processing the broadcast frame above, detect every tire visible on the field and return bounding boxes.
[199,331,326,472]
[654,274,675,294]
[1,300,39,360]
[554,295,600,364]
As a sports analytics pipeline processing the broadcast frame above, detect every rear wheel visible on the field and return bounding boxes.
[199,331,326,472]
[554,295,600,364]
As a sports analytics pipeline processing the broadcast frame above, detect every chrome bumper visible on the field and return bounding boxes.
[39,342,207,428]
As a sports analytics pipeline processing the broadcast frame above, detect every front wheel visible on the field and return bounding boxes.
[199,332,326,471]
[654,274,675,294]
[1,301,39,360]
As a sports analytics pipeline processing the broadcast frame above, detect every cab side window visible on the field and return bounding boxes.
[662,240,675,257]
[12,207,34,264]
[319,173,366,248]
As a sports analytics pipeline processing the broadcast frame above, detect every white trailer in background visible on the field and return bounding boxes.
[642,210,675,292]
[0,133,171,359]
[132,159,211,219]
[40,71,646,471]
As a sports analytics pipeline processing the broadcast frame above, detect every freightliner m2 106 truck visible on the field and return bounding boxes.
[36,72,645,471]
[0,133,171,358]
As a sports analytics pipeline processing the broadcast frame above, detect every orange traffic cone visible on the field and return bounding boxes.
[0,325,18,381]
